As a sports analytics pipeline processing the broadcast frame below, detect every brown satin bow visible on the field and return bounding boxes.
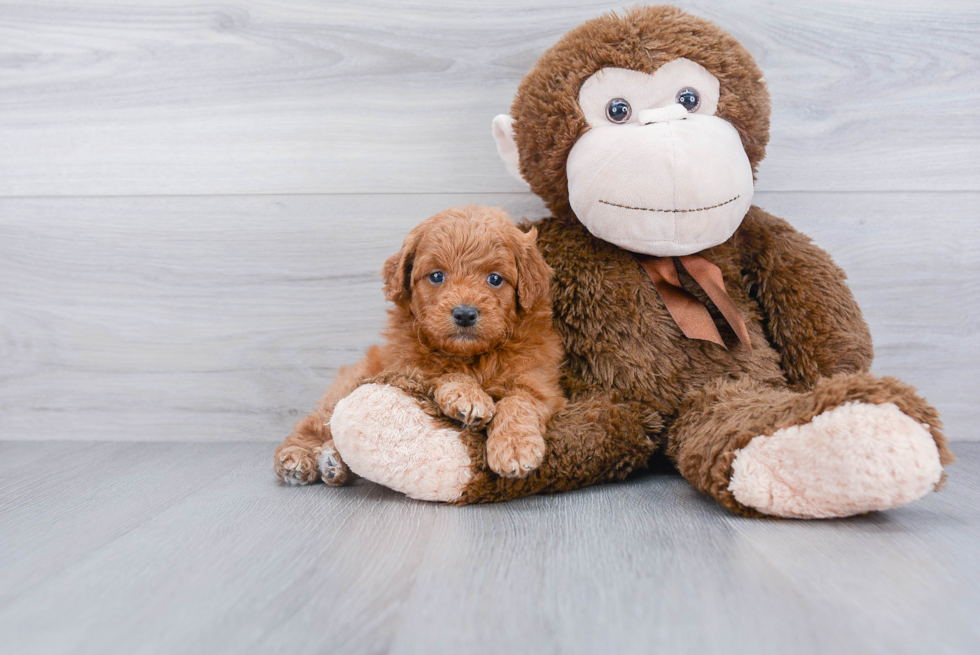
[635,253,752,351]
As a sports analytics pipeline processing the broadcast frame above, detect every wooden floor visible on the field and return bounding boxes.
[1,441,977,655]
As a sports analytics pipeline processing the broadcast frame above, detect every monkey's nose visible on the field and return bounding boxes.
[637,104,689,125]
[452,305,479,327]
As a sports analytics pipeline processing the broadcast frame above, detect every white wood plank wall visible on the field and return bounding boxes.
[1,1,977,442]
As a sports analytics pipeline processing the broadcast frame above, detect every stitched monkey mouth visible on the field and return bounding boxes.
[598,194,740,214]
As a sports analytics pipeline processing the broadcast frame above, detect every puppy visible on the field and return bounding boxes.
[274,205,566,486]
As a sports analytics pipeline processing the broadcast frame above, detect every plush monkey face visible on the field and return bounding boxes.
[493,6,770,257]
[564,59,754,255]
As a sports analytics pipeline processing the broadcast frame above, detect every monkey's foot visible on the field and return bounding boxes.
[331,384,473,502]
[728,402,943,518]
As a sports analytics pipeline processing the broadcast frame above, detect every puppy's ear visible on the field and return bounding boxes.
[382,228,422,303]
[513,227,552,311]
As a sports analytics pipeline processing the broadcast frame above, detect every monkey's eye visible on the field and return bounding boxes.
[605,98,632,124]
[487,273,504,288]
[676,87,701,112]
[428,271,445,284]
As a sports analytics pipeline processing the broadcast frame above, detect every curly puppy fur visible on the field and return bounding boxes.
[274,205,565,484]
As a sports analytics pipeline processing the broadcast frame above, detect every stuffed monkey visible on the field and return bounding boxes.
[287,5,953,518]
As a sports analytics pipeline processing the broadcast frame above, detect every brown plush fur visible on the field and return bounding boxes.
[274,205,566,484]
[445,6,953,511]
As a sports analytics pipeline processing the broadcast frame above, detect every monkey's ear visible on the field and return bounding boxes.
[492,115,530,188]
[382,228,422,303]
[513,227,552,312]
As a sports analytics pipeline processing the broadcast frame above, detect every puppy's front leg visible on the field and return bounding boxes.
[433,373,495,427]
[486,389,549,478]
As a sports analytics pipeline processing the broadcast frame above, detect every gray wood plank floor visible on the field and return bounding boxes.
[0,440,977,655]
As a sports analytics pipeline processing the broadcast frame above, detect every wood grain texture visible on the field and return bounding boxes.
[0,0,977,196]
[0,441,978,655]
[1,192,976,442]
[0,441,262,606]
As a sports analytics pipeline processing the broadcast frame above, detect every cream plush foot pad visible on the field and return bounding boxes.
[330,383,472,502]
[729,402,942,519]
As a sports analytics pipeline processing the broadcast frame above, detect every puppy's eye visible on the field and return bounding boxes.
[676,87,700,112]
[487,273,504,288]
[605,98,631,124]
[428,271,445,284]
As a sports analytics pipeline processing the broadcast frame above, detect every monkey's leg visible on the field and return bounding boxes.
[274,349,383,486]
[330,377,660,503]
[668,373,954,518]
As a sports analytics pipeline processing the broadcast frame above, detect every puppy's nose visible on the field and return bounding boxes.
[452,305,479,327]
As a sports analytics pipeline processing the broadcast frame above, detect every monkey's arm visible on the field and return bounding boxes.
[735,207,874,390]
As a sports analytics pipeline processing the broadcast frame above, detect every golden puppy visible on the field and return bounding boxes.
[274,205,565,486]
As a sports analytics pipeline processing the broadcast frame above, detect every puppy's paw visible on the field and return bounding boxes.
[434,383,495,428]
[275,445,320,485]
[486,427,546,478]
[318,441,352,487]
